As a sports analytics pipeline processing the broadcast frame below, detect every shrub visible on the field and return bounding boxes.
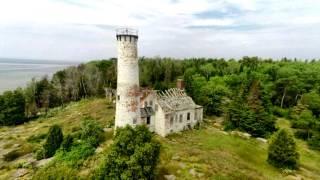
[62,135,74,152]
[106,120,115,128]
[291,110,315,141]
[35,148,45,160]
[294,130,312,140]
[80,117,104,147]
[33,163,78,180]
[43,125,63,158]
[308,133,320,150]
[272,106,289,118]
[268,129,299,169]
[55,142,95,167]
[300,91,320,117]
[71,126,81,132]
[291,110,315,128]
[94,125,160,180]
[289,103,308,120]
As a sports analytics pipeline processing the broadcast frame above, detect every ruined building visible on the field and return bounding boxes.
[115,28,203,136]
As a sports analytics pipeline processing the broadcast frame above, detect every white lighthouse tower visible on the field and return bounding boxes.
[115,28,141,128]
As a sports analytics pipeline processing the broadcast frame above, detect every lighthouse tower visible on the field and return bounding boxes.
[115,28,141,128]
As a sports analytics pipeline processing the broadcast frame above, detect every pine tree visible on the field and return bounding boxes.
[43,125,63,158]
[225,80,276,137]
[268,129,299,169]
[246,80,276,137]
[61,134,73,152]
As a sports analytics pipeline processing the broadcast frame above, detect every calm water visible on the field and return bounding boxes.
[0,58,79,93]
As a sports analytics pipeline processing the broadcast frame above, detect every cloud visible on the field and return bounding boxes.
[0,0,320,60]
[188,18,234,27]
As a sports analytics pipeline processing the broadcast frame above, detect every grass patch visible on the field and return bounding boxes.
[158,128,279,179]
[55,142,95,168]
[158,122,320,179]
[276,118,292,130]
[33,163,78,180]
[3,145,33,161]
[3,150,21,161]
[26,133,47,143]
[3,143,14,149]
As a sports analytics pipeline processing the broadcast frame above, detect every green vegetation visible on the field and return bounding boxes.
[4,149,27,162]
[0,99,319,179]
[1,58,320,147]
[80,117,104,147]
[158,120,320,179]
[0,89,25,125]
[0,98,114,179]
[54,142,95,168]
[33,163,78,180]
[61,135,73,152]
[27,133,47,143]
[308,132,320,150]
[37,117,105,170]
[3,144,33,162]
[43,125,63,158]
[1,57,320,179]
[95,125,161,180]
[224,80,276,137]
[0,58,319,123]
[300,91,320,117]
[268,129,299,169]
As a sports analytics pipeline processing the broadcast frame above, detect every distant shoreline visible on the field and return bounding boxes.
[0,57,81,65]
[0,58,81,93]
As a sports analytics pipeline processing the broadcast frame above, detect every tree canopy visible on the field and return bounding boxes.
[95,125,160,180]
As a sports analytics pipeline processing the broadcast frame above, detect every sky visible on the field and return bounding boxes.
[0,0,319,61]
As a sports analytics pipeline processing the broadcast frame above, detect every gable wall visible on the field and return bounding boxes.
[140,93,156,131]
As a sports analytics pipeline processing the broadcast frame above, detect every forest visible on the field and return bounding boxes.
[1,57,320,151]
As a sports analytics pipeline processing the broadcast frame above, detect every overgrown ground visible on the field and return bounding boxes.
[0,98,319,179]
[0,98,114,179]
[157,119,320,179]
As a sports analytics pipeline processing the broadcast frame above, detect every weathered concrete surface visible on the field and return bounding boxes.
[115,34,141,128]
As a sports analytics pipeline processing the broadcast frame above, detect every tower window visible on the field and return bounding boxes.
[170,116,174,126]
[187,113,190,120]
[117,95,120,100]
[147,116,151,125]
[179,114,183,123]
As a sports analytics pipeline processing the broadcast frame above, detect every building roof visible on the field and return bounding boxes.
[156,88,200,113]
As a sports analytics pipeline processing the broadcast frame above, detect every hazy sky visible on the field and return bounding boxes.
[0,0,319,61]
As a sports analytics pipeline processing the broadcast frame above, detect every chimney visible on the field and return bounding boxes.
[176,79,185,90]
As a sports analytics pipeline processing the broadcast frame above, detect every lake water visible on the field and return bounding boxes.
[0,58,79,94]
